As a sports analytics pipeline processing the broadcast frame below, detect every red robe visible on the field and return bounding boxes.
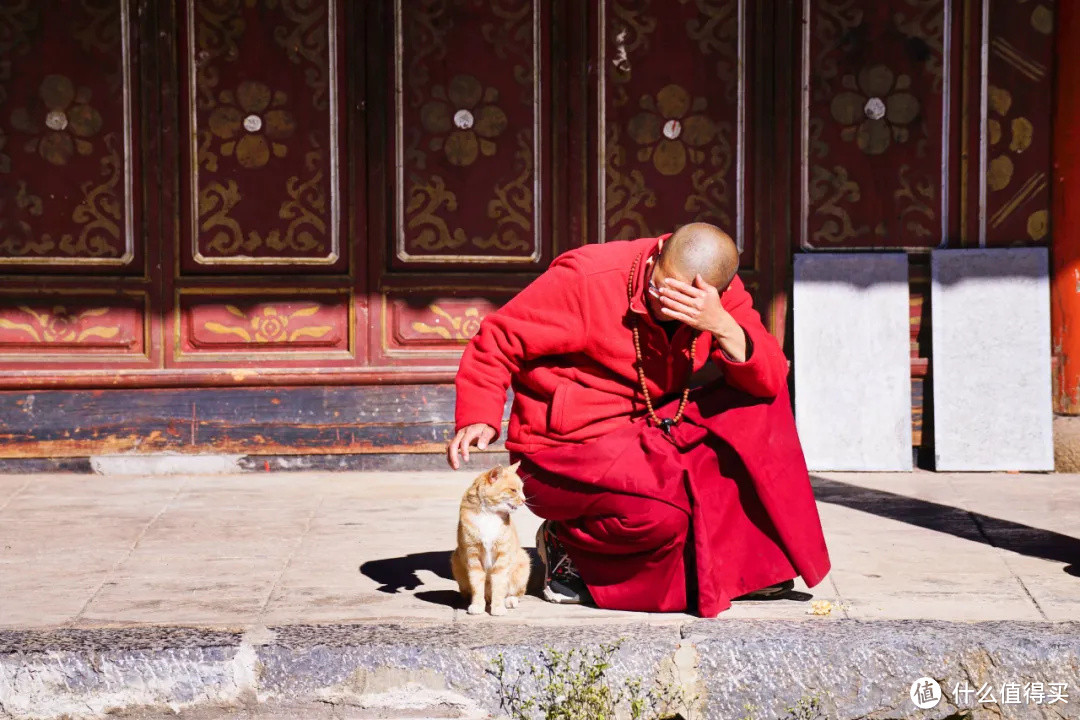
[454,235,831,616]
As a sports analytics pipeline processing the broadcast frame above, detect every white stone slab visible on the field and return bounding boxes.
[793,254,913,471]
[930,248,1053,471]
[90,454,243,475]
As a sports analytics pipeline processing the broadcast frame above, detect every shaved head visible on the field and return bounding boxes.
[659,222,739,290]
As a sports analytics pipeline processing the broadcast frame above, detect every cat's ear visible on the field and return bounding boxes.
[508,461,521,473]
[485,466,501,483]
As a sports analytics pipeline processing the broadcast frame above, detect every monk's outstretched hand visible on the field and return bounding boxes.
[447,423,498,470]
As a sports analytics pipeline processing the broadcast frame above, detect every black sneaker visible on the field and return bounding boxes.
[535,520,594,605]
[734,578,796,600]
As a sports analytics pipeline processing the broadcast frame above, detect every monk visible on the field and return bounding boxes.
[447,223,831,617]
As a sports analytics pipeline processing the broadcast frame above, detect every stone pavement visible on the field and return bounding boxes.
[0,468,1078,719]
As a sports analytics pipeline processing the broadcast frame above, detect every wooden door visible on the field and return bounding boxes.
[0,0,776,388]
[368,0,786,368]
[0,0,805,458]
[0,0,1059,461]
[797,0,1054,253]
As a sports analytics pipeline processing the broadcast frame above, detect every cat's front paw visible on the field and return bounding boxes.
[504,596,520,609]
[466,603,485,615]
[489,604,508,616]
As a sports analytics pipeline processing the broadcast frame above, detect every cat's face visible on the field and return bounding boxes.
[478,461,527,512]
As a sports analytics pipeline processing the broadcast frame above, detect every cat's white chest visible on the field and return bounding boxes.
[474,512,506,568]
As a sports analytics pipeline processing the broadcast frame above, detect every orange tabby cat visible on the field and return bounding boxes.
[450,462,531,616]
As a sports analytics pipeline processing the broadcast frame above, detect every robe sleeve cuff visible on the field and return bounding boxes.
[715,327,754,364]
[454,396,506,441]
[709,325,784,398]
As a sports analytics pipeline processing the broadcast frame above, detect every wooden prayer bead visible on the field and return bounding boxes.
[627,254,699,433]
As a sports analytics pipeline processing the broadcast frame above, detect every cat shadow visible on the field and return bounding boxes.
[361,549,546,608]
[362,544,816,610]
[413,589,463,608]
[411,548,546,609]
[360,551,455,593]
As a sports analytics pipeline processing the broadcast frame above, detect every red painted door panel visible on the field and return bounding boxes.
[165,0,360,373]
[798,0,1055,251]
[391,0,551,269]
[0,0,160,378]
[0,0,143,272]
[177,0,347,273]
[600,0,747,251]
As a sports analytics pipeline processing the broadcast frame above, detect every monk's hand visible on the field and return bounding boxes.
[660,274,734,335]
[661,274,748,361]
[447,423,498,470]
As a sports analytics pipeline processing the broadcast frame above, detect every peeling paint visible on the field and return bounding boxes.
[612,27,630,74]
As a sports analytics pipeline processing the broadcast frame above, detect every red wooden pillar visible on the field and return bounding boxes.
[1052,1,1080,413]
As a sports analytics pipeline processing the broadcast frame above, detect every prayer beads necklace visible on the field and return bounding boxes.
[627,253,699,434]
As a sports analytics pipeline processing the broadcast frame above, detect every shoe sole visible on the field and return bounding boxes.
[737,579,796,600]
[542,584,584,605]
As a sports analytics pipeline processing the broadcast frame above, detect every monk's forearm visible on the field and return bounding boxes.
[708,315,750,363]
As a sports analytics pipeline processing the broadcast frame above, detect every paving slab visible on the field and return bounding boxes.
[0,470,1077,627]
[0,477,31,512]
[0,469,1077,719]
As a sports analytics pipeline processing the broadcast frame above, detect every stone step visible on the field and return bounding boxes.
[2,620,1078,720]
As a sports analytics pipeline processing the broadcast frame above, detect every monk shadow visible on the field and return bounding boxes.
[810,476,1080,576]
[732,588,814,603]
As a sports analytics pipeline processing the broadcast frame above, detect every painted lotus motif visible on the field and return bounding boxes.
[628,84,717,176]
[420,74,507,167]
[830,65,920,156]
[10,74,103,166]
[208,81,296,169]
[204,304,332,343]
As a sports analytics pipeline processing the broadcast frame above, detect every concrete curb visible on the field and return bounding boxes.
[1,620,1078,719]
[88,455,246,476]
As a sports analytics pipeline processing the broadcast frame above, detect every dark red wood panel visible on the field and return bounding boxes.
[0,292,147,359]
[393,0,549,267]
[381,292,512,358]
[166,0,359,372]
[981,0,1054,247]
[801,0,950,250]
[0,0,141,270]
[175,290,352,362]
[179,0,346,271]
[368,279,520,366]
[600,0,748,257]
